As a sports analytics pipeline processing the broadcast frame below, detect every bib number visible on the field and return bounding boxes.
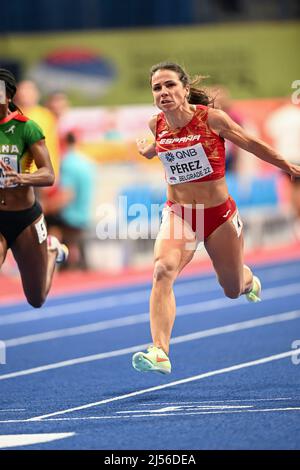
[158,143,213,185]
[35,216,48,244]
[0,155,19,188]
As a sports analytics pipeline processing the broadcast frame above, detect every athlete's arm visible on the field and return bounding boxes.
[1,139,55,187]
[136,116,157,159]
[208,108,300,177]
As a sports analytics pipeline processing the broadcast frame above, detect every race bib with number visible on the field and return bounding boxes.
[158,143,213,185]
[0,154,19,188]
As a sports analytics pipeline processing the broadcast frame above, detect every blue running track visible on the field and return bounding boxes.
[0,258,299,450]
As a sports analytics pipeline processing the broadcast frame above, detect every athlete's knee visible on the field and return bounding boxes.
[153,259,178,283]
[27,293,46,308]
[223,284,243,299]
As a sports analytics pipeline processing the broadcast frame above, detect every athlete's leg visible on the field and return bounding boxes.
[204,212,253,299]
[11,215,57,308]
[150,210,197,354]
[0,233,8,269]
[290,181,300,240]
[290,180,300,218]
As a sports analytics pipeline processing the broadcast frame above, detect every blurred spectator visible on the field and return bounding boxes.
[59,132,95,270]
[211,85,244,173]
[44,91,70,120]
[102,107,122,141]
[14,80,60,179]
[44,91,71,154]
[265,103,300,240]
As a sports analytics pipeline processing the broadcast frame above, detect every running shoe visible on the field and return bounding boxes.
[245,275,262,302]
[47,235,69,264]
[132,346,171,374]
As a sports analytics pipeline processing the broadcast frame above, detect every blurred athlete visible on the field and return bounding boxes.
[132,62,300,374]
[0,69,68,307]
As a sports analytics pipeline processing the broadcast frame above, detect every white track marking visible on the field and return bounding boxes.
[1,310,299,381]
[40,407,300,420]
[0,279,218,326]
[1,407,300,424]
[3,283,300,347]
[0,398,293,424]
[0,264,299,326]
[139,398,292,405]
[0,344,147,381]
[0,433,75,448]
[116,405,253,413]
[4,314,149,347]
[0,409,26,412]
[27,349,298,421]
[0,260,298,311]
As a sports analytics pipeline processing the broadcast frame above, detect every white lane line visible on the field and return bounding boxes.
[0,279,218,326]
[1,259,299,306]
[139,398,292,405]
[116,405,253,413]
[0,433,75,449]
[0,407,300,425]
[1,310,299,381]
[26,349,299,421]
[4,313,149,347]
[2,407,300,424]
[40,407,300,421]
[1,261,299,326]
[0,409,26,412]
[3,283,300,347]
[1,261,298,310]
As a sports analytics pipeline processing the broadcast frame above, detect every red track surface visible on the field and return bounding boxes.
[1,242,300,304]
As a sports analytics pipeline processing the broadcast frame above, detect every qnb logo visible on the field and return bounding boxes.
[291,80,300,105]
[0,340,6,365]
[291,340,300,365]
[165,152,175,163]
[174,148,198,160]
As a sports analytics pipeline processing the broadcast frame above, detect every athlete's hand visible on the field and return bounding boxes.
[136,138,156,159]
[288,164,300,182]
[0,161,23,186]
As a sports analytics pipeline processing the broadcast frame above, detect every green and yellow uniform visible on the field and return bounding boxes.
[0,111,44,187]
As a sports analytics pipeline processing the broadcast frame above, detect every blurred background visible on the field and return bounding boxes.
[0,0,300,283]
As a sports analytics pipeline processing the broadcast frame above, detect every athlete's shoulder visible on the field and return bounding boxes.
[194,104,209,120]
[196,104,209,111]
[149,114,158,124]
[12,114,45,141]
[22,116,45,134]
[153,111,166,129]
[12,113,43,128]
[12,114,40,130]
[149,114,159,135]
[207,107,231,127]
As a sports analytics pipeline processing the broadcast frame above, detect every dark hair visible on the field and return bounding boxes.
[0,68,22,113]
[150,61,213,106]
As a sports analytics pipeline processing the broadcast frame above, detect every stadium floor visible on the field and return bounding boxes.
[0,252,299,449]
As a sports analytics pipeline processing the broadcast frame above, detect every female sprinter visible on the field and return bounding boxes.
[132,62,300,374]
[0,68,68,307]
